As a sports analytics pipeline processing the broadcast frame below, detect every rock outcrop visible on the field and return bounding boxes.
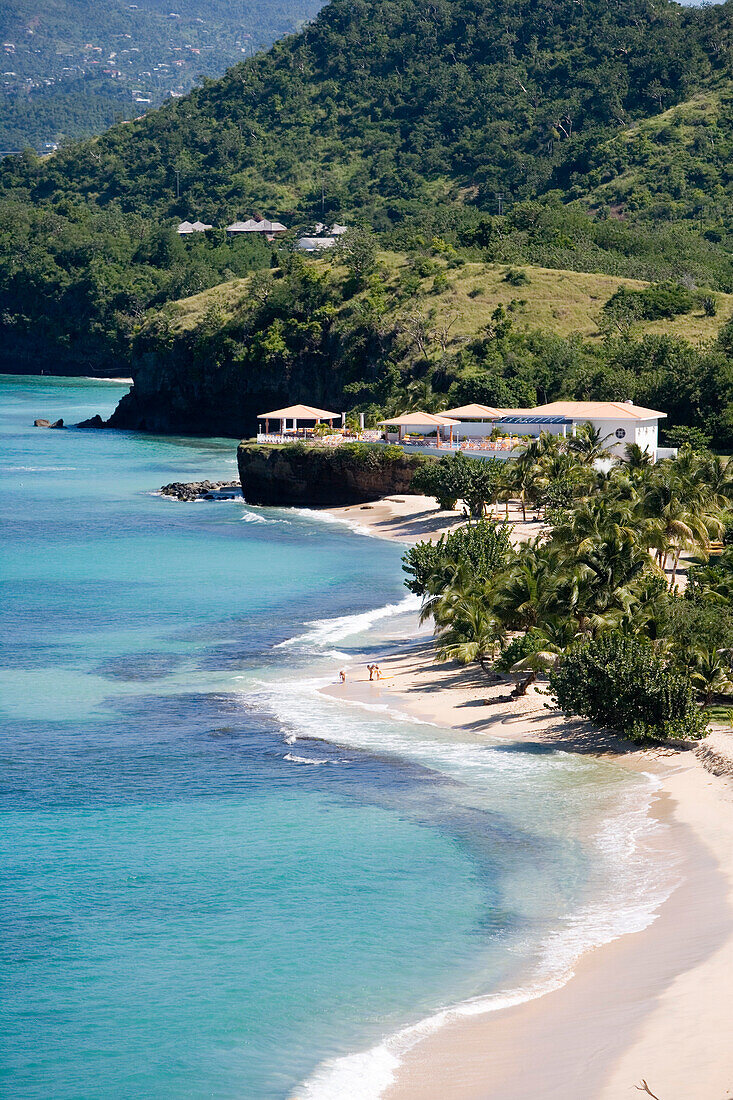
[160,481,242,502]
[34,418,64,428]
[237,443,429,506]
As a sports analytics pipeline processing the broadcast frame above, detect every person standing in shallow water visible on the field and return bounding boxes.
[339,669,346,683]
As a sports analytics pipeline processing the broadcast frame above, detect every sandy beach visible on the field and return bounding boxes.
[321,494,733,1100]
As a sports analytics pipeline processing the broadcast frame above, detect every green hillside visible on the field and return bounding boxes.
[3,0,733,446]
[0,0,323,152]
[106,245,733,449]
[3,0,730,219]
[168,254,733,346]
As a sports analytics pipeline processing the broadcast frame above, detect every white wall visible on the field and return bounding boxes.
[583,418,658,457]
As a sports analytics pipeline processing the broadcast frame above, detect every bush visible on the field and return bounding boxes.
[503,267,530,286]
[603,281,695,322]
[412,451,502,517]
[402,519,514,596]
[495,629,545,672]
[549,633,705,742]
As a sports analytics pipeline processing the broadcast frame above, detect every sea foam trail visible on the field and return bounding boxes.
[290,507,380,539]
[245,677,677,1100]
[296,772,677,1100]
[276,594,421,650]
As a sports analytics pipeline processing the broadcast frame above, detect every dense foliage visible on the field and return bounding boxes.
[403,434,733,740]
[3,0,733,430]
[402,519,513,597]
[549,633,704,743]
[411,453,503,517]
[0,0,322,151]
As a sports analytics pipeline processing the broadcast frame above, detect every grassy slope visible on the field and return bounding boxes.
[165,252,733,347]
[582,85,729,212]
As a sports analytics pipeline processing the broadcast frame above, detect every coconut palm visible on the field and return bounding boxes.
[432,589,505,670]
[623,442,653,471]
[492,540,566,631]
[687,644,733,705]
[568,421,615,463]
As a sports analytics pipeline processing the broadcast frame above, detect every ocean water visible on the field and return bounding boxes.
[0,375,675,1100]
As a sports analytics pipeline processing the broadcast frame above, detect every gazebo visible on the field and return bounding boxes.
[257,404,341,439]
[378,411,461,447]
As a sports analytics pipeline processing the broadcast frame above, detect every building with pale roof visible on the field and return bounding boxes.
[177,219,212,234]
[226,217,287,239]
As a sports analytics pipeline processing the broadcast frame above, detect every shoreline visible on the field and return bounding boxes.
[316,495,733,1099]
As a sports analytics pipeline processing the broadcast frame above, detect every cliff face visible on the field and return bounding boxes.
[237,443,429,506]
[107,353,345,437]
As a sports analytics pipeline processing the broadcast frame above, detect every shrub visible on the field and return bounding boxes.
[549,633,705,742]
[495,629,545,672]
[603,281,695,322]
[402,519,513,596]
[504,267,530,286]
[412,451,502,517]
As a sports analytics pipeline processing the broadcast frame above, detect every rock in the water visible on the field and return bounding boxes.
[78,414,107,429]
[33,418,64,428]
[159,480,242,502]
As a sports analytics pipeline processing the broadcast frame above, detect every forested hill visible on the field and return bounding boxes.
[3,0,733,396]
[0,0,323,152]
[3,0,732,223]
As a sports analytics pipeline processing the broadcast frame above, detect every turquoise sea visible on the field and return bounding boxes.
[1,376,674,1099]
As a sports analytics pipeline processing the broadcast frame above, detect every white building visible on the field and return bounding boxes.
[226,217,287,239]
[296,223,348,252]
[177,219,212,235]
[522,401,666,458]
[438,400,668,460]
[296,236,336,252]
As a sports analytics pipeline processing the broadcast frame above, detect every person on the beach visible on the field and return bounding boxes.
[368,664,375,681]
[374,664,382,680]
[339,669,346,683]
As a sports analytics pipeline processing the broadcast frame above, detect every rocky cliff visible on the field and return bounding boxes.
[237,443,429,506]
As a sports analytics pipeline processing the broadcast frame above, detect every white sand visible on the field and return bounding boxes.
[322,493,733,1100]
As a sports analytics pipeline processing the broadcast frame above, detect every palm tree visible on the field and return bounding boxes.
[492,540,565,631]
[687,644,733,706]
[623,442,653,471]
[432,589,505,670]
[569,421,614,463]
[508,461,538,522]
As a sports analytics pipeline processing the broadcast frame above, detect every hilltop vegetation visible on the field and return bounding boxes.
[2,0,733,438]
[0,0,322,151]
[3,0,731,219]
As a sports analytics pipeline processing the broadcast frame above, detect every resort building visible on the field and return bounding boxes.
[295,223,349,252]
[177,219,212,234]
[382,401,668,460]
[256,404,342,442]
[226,217,288,240]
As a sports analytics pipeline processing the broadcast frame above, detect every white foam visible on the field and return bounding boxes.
[2,465,76,472]
[290,507,379,539]
[277,595,421,650]
[283,753,335,765]
[240,508,279,524]
[298,776,677,1100]
[241,677,677,1100]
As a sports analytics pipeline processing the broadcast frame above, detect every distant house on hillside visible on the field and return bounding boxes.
[296,236,336,252]
[226,216,287,241]
[296,223,348,251]
[177,220,212,235]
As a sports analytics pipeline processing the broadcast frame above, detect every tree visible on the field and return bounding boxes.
[337,227,378,286]
[549,633,704,742]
